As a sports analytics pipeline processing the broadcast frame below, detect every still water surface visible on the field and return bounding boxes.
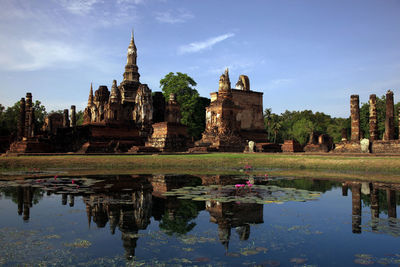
[0,174,399,266]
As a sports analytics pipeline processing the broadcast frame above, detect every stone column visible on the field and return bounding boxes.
[350,95,360,142]
[18,98,25,139]
[24,93,33,138]
[70,105,76,127]
[387,189,396,219]
[63,109,70,128]
[351,183,361,234]
[384,90,394,141]
[370,184,379,231]
[369,94,378,141]
[398,107,400,140]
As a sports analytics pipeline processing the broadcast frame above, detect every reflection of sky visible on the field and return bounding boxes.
[0,182,400,266]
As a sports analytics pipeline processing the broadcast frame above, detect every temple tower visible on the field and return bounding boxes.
[384,90,394,141]
[123,30,140,83]
[369,94,378,141]
[350,95,360,142]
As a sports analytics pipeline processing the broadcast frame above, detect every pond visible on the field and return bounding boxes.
[0,173,400,266]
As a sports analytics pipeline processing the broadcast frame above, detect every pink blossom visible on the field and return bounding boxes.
[71,179,75,184]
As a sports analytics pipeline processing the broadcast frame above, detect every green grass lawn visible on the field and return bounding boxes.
[1,153,400,182]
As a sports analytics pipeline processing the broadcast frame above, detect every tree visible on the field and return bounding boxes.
[0,100,47,136]
[160,72,209,139]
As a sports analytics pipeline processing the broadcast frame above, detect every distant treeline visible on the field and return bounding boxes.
[264,94,400,145]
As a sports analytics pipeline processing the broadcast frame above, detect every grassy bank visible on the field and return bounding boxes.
[1,153,400,182]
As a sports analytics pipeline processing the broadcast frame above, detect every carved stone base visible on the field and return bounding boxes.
[145,122,188,152]
[281,140,303,152]
[333,141,361,153]
[7,138,53,154]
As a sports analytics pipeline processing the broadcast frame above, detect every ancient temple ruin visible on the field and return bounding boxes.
[192,69,267,152]
[335,90,400,153]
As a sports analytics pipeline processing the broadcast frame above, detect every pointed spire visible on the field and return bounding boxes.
[88,82,94,105]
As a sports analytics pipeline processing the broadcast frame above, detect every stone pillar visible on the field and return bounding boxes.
[384,90,394,141]
[351,183,361,234]
[70,105,76,127]
[350,95,360,142]
[370,184,379,231]
[387,189,396,219]
[24,93,33,138]
[18,98,25,139]
[369,94,378,141]
[63,109,70,128]
[342,183,348,196]
[398,107,400,140]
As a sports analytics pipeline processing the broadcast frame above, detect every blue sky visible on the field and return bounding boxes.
[0,0,399,118]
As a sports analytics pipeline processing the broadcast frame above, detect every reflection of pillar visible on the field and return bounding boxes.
[384,90,394,141]
[70,105,76,127]
[69,195,75,207]
[17,186,23,215]
[108,206,120,235]
[369,94,378,141]
[218,223,231,251]
[236,225,250,240]
[86,203,92,228]
[386,189,396,219]
[18,98,25,139]
[370,184,379,231]
[351,183,361,234]
[342,183,348,196]
[121,232,138,260]
[23,187,31,221]
[350,95,360,141]
[63,109,70,128]
[62,193,67,205]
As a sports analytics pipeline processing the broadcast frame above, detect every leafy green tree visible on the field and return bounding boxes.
[0,100,47,136]
[160,72,208,139]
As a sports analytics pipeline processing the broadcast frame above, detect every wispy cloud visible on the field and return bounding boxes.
[0,39,87,71]
[58,0,100,15]
[264,78,293,91]
[155,9,194,24]
[179,33,234,54]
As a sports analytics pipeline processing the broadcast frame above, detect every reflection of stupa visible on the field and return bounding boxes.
[206,201,263,250]
[84,180,153,260]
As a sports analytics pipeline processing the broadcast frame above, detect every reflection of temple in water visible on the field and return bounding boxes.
[343,181,399,234]
[207,200,263,250]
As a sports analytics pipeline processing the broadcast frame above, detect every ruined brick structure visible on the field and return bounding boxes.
[350,95,360,142]
[383,90,394,141]
[193,69,267,152]
[304,132,334,152]
[144,94,188,152]
[335,91,400,153]
[369,94,378,141]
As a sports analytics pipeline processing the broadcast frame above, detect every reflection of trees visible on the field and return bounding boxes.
[269,179,341,193]
[159,199,203,236]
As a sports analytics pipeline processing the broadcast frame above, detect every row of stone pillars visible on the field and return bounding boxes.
[63,106,76,128]
[350,90,399,142]
[18,93,35,140]
[17,92,77,140]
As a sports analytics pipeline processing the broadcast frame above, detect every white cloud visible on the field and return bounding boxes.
[58,0,100,15]
[264,78,293,91]
[179,33,235,54]
[0,39,86,71]
[155,9,194,24]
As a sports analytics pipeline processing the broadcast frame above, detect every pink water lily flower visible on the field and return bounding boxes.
[71,179,75,184]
